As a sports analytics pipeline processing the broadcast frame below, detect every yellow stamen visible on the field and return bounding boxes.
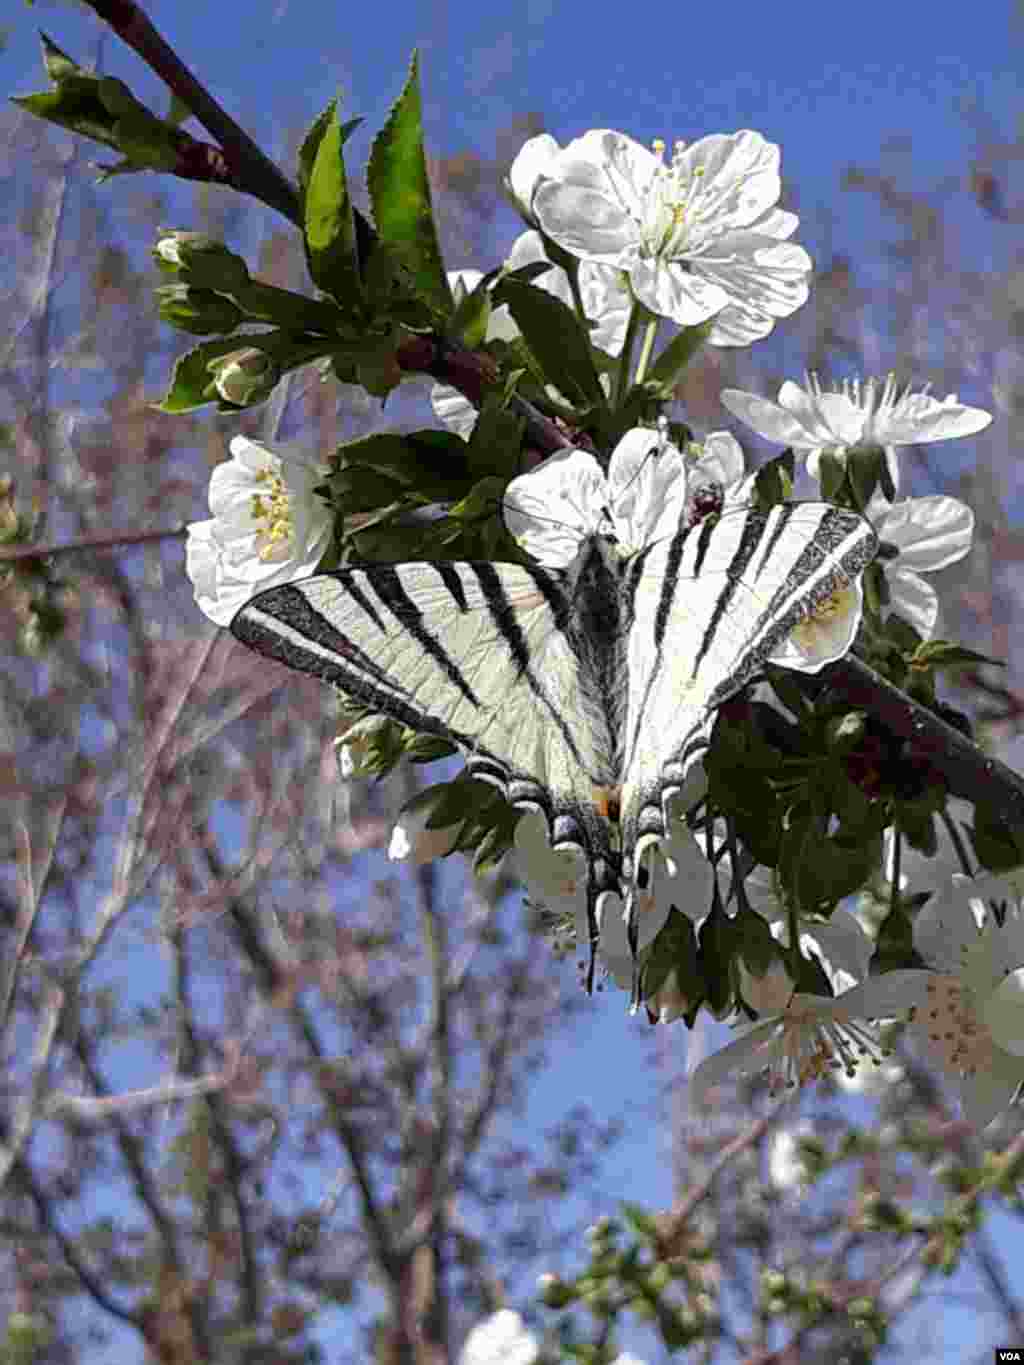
[250,467,295,562]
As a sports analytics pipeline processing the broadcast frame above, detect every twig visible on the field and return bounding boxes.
[80,0,301,225]
[829,654,1024,821]
[45,1064,235,1122]
[395,334,578,460]
[0,524,186,564]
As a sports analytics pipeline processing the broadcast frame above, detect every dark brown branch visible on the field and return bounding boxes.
[0,525,186,564]
[828,654,1024,821]
[81,0,301,225]
[395,334,578,460]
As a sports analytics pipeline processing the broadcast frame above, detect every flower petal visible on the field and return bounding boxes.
[719,387,819,448]
[769,581,862,671]
[606,427,688,549]
[680,129,782,231]
[503,448,607,566]
[507,133,561,219]
[690,431,746,490]
[873,391,993,445]
[688,1019,779,1107]
[959,1054,1022,1129]
[431,383,478,440]
[875,496,974,572]
[982,968,1024,1057]
[629,258,728,328]
[884,567,939,638]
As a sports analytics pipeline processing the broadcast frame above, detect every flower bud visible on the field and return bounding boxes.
[156,284,244,336]
[154,231,251,293]
[387,804,460,864]
[645,969,690,1024]
[210,348,281,407]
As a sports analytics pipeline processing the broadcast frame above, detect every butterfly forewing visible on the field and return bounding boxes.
[619,504,878,879]
[232,560,621,888]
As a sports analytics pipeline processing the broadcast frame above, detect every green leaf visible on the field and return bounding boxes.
[15,36,186,177]
[154,338,241,412]
[641,910,703,1018]
[337,429,472,497]
[697,892,736,1017]
[847,443,887,511]
[298,98,336,196]
[448,274,492,349]
[366,52,450,317]
[40,32,78,83]
[817,449,847,502]
[465,394,525,480]
[972,804,1024,873]
[492,276,604,408]
[910,640,1005,672]
[734,904,778,979]
[304,103,363,306]
[797,828,884,909]
[870,901,926,974]
[752,449,795,510]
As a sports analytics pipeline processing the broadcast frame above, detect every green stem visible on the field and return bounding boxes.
[633,317,660,386]
[614,303,643,409]
[939,807,975,877]
[566,259,588,328]
[889,829,902,916]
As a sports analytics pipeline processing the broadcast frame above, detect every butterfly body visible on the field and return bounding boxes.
[232,502,877,984]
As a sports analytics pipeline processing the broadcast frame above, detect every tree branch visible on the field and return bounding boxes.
[0,525,186,564]
[828,655,1024,822]
[395,334,579,459]
[80,0,301,225]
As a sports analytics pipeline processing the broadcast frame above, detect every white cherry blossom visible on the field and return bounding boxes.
[867,494,975,639]
[186,435,331,626]
[593,825,714,993]
[904,872,1024,1128]
[503,425,687,566]
[689,970,929,1106]
[532,128,811,343]
[721,373,992,482]
[684,430,755,521]
[459,1310,538,1365]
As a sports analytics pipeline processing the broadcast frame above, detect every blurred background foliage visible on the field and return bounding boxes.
[1,2,1024,1362]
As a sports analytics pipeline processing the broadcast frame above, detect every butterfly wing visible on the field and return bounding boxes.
[619,503,877,927]
[232,560,622,930]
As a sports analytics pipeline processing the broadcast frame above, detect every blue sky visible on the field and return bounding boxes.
[6,0,1020,256]
[3,0,1023,1359]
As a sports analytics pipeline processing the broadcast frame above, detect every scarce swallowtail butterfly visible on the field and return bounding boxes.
[230,438,876,992]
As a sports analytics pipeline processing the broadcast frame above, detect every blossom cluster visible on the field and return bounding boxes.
[182,118,1009,1128]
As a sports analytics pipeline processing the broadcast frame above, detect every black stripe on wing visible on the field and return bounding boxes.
[232,561,602,783]
[233,580,487,746]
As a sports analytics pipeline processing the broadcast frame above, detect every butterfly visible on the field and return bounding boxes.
[230,435,876,993]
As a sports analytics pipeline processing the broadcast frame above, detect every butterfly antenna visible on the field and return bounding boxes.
[610,414,673,506]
